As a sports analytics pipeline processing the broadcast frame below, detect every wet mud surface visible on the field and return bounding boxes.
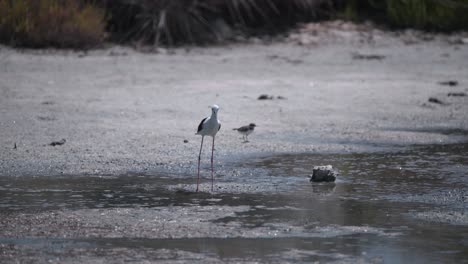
[1,143,467,263]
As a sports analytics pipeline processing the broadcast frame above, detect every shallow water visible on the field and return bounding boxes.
[1,144,467,263]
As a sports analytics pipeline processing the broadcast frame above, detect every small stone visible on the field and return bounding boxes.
[310,165,337,182]
[183,139,189,143]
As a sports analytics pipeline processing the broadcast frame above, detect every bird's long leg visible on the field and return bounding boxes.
[211,136,215,192]
[196,136,204,192]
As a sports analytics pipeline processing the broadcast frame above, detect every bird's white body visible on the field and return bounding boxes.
[196,114,221,137]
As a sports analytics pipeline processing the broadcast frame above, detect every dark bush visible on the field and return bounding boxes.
[1,0,466,49]
[338,0,468,31]
[0,0,106,48]
[100,0,332,46]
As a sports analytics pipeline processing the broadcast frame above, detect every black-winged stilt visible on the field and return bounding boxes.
[195,105,221,192]
[233,123,256,142]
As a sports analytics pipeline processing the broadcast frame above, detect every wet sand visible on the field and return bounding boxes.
[1,23,468,263]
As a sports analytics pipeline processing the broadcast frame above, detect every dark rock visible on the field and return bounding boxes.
[13,143,17,150]
[258,94,274,100]
[49,139,66,146]
[438,80,458,86]
[447,92,466,97]
[310,165,337,182]
[428,97,445,104]
[183,139,189,143]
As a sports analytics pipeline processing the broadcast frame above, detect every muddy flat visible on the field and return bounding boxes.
[1,24,468,263]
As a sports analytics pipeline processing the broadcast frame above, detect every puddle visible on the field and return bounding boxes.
[0,143,467,263]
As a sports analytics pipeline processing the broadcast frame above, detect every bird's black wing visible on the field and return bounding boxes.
[197,117,207,133]
[218,123,221,131]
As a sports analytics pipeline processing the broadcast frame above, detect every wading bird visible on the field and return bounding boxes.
[195,105,221,192]
[233,123,256,142]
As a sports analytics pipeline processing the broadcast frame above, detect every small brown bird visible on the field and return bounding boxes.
[233,123,256,142]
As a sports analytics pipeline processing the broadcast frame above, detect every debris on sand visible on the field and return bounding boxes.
[37,116,56,121]
[310,165,337,182]
[447,92,466,97]
[258,94,286,100]
[267,55,303,65]
[352,52,385,60]
[428,97,445,105]
[438,80,458,86]
[49,139,66,146]
[258,94,274,100]
[183,139,189,143]
[13,143,17,150]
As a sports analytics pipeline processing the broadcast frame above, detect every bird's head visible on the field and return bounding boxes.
[249,123,256,127]
[211,104,219,114]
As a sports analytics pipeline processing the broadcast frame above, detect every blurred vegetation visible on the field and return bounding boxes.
[0,0,467,48]
[339,0,468,31]
[0,0,105,48]
[99,0,332,46]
